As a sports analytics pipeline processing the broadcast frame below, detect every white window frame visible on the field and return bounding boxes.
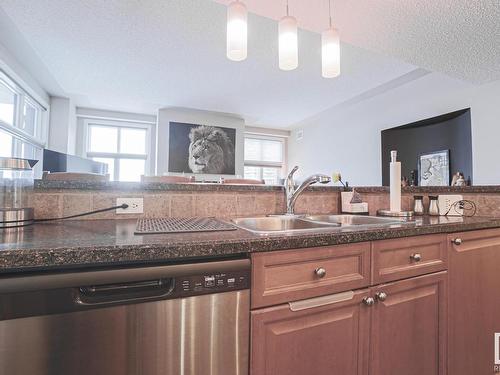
[83,119,153,181]
[0,70,47,144]
[0,69,48,176]
[244,133,287,183]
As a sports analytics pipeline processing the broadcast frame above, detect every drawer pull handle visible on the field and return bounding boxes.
[409,253,422,262]
[314,267,327,278]
[375,292,388,302]
[452,238,463,246]
[362,297,375,306]
[289,291,354,311]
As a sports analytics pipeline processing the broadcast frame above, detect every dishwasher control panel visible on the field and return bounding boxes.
[176,268,250,297]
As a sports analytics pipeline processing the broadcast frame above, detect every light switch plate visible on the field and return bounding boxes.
[437,195,463,216]
[116,198,144,214]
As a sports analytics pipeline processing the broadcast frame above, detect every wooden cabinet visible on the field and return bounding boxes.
[370,272,447,375]
[251,242,370,309]
[250,271,447,375]
[448,229,500,375]
[372,234,447,284]
[251,289,371,375]
[249,232,465,375]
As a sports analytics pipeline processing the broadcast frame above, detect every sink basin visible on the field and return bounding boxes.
[232,214,411,235]
[302,214,407,226]
[231,216,340,234]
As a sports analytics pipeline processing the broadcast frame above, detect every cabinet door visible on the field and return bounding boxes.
[370,271,447,375]
[448,229,500,375]
[251,289,370,375]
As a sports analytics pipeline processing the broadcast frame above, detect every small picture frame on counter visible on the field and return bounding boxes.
[418,150,450,187]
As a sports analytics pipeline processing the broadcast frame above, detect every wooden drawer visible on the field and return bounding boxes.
[372,234,448,284]
[251,242,371,309]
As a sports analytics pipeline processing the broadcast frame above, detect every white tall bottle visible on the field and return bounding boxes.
[389,150,401,212]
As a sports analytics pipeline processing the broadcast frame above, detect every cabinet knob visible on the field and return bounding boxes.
[375,292,388,302]
[409,253,422,262]
[314,267,327,278]
[452,238,463,246]
[362,297,375,306]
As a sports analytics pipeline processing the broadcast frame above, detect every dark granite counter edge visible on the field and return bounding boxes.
[34,180,285,192]
[359,186,500,194]
[3,218,500,273]
[34,180,500,194]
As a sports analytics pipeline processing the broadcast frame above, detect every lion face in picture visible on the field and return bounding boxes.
[188,125,235,174]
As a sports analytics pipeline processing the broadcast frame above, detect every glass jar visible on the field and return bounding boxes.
[428,195,440,216]
[0,157,38,227]
[413,195,424,215]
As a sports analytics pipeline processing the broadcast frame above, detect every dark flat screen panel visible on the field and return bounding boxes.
[43,149,107,174]
[381,109,472,186]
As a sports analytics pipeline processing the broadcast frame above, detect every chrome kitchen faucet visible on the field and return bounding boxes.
[285,166,331,215]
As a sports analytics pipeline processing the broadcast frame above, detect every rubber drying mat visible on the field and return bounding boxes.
[135,217,237,234]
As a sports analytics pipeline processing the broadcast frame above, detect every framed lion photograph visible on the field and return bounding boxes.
[168,122,236,175]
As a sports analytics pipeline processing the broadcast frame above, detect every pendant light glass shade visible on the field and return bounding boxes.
[278,15,298,71]
[321,27,340,78]
[226,1,247,61]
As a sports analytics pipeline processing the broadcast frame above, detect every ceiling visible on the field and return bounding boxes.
[214,0,500,85]
[0,0,496,128]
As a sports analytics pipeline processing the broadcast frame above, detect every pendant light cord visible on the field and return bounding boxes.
[329,0,333,28]
[286,0,289,16]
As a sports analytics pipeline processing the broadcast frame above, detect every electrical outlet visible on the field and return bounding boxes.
[437,195,463,216]
[116,198,144,214]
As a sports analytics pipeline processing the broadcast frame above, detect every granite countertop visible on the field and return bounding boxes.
[2,216,500,274]
[34,179,500,194]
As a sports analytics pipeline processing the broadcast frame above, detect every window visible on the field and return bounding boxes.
[85,121,151,182]
[244,135,285,185]
[0,70,47,163]
[0,79,16,126]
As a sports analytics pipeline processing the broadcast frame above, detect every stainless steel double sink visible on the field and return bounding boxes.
[232,214,409,235]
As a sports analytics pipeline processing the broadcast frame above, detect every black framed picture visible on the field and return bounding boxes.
[168,122,236,175]
[418,149,450,186]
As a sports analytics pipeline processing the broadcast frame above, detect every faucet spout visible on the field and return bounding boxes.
[286,165,299,193]
[285,169,331,215]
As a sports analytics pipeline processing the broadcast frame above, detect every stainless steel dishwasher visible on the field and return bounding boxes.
[0,259,250,375]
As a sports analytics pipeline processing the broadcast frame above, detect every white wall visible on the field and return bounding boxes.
[157,107,245,178]
[48,97,76,154]
[0,43,50,109]
[0,6,56,108]
[288,73,500,185]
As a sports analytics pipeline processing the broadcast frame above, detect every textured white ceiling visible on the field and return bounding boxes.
[0,0,421,127]
[215,0,500,84]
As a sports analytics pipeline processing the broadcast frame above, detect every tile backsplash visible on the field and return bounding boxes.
[29,185,500,220]
[29,190,340,220]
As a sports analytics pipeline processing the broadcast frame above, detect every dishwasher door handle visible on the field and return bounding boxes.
[76,278,175,306]
[81,279,165,293]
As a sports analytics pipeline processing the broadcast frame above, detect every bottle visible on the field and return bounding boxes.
[428,196,439,216]
[410,170,417,187]
[413,196,424,215]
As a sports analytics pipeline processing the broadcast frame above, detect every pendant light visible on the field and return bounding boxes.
[321,0,340,78]
[279,0,298,71]
[227,0,248,61]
